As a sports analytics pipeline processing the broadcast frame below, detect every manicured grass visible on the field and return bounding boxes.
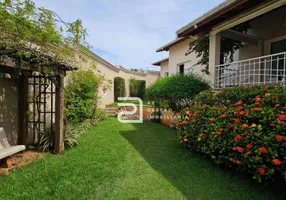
[0,118,282,199]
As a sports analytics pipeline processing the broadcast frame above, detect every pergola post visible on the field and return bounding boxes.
[55,74,65,154]
[18,74,29,145]
[209,32,221,88]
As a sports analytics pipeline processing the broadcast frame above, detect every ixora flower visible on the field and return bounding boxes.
[246,151,252,155]
[258,147,268,153]
[236,160,241,165]
[275,104,280,108]
[210,117,215,122]
[259,168,265,175]
[232,147,237,151]
[216,131,222,136]
[252,107,261,111]
[246,144,253,149]
[229,158,234,162]
[276,135,284,142]
[277,114,286,121]
[242,124,248,129]
[234,118,241,123]
[234,135,242,142]
[237,147,244,153]
[221,113,227,118]
[234,100,243,106]
[239,111,246,116]
[272,159,282,165]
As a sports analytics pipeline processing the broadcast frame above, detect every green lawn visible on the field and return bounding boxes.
[0,118,282,199]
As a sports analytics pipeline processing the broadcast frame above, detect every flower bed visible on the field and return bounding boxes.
[177,85,286,182]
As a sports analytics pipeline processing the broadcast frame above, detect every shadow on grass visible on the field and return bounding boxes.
[120,121,285,200]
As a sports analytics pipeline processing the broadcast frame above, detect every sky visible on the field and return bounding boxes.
[33,0,224,70]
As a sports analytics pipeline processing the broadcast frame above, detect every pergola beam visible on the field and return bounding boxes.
[221,29,259,45]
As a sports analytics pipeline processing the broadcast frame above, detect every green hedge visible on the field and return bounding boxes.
[129,78,146,98]
[114,77,126,101]
[145,74,210,110]
[177,85,286,182]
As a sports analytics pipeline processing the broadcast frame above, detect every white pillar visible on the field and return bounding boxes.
[209,32,221,88]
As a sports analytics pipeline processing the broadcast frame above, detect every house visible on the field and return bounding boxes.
[154,0,286,88]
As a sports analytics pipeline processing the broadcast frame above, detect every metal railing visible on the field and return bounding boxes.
[215,52,286,89]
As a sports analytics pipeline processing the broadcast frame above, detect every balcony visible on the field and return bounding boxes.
[215,52,286,89]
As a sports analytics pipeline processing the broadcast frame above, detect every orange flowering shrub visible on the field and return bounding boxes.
[177,85,286,182]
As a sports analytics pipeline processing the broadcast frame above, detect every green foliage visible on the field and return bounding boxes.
[65,69,100,123]
[39,121,90,152]
[93,108,108,122]
[39,124,56,152]
[145,74,210,110]
[177,85,286,183]
[0,0,91,67]
[129,78,146,98]
[114,77,126,101]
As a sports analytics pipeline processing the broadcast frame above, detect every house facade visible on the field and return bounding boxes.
[154,0,286,88]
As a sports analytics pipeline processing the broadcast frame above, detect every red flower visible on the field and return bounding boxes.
[221,113,227,118]
[256,97,262,103]
[277,114,286,121]
[275,104,280,108]
[201,133,205,137]
[216,131,222,136]
[234,135,242,142]
[246,151,252,155]
[232,147,237,151]
[211,97,215,101]
[234,118,241,123]
[242,124,248,129]
[237,106,243,111]
[234,100,243,106]
[259,168,265,175]
[276,135,284,142]
[246,144,253,149]
[210,117,215,122]
[237,147,244,153]
[258,147,268,153]
[272,159,282,165]
[263,85,268,90]
[239,111,246,116]
[234,112,238,115]
[273,159,282,165]
[252,107,261,111]
[185,107,189,111]
[229,158,234,162]
[236,160,241,165]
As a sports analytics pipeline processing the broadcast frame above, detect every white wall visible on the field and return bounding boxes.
[168,38,208,80]
[160,60,169,77]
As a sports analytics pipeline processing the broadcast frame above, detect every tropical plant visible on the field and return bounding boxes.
[145,74,210,110]
[177,85,286,183]
[93,108,107,122]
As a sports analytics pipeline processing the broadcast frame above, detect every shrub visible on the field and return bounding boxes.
[114,77,126,101]
[177,85,286,182]
[145,74,210,110]
[65,69,100,123]
[129,78,146,98]
[93,108,107,122]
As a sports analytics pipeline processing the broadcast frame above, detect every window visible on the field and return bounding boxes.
[179,64,184,75]
[165,72,169,77]
[270,39,286,81]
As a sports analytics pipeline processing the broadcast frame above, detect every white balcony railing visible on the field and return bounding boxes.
[215,52,286,89]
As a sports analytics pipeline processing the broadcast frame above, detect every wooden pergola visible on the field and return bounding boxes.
[0,47,76,154]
